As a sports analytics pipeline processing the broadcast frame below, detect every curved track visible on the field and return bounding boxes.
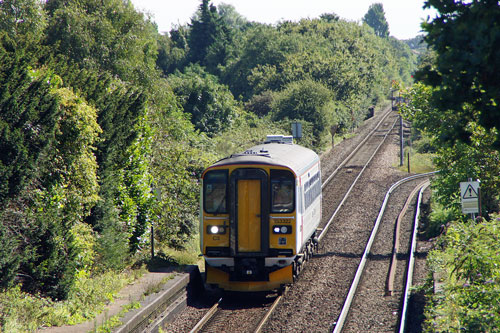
[333,175,433,332]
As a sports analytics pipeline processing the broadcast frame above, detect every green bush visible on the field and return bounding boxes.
[0,220,21,290]
[420,198,459,240]
[0,269,141,330]
[271,79,332,147]
[425,214,500,332]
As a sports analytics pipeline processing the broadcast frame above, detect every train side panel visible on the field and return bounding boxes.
[297,161,322,254]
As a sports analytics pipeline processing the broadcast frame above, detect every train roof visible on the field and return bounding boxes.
[207,142,319,176]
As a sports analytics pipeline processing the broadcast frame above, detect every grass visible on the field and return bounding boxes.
[0,266,147,332]
[92,301,141,333]
[396,148,436,174]
[144,276,174,297]
[0,235,203,333]
[157,234,204,272]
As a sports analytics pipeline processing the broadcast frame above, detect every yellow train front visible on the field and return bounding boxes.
[200,135,322,292]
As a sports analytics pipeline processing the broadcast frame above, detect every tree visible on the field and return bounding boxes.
[0,39,58,206]
[44,0,160,263]
[156,26,189,75]
[217,3,249,31]
[0,0,47,46]
[147,82,209,249]
[417,0,500,146]
[168,64,237,136]
[45,0,158,86]
[272,79,333,146]
[399,82,500,216]
[362,3,389,38]
[320,13,339,22]
[188,0,233,72]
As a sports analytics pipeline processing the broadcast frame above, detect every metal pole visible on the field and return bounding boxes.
[151,224,155,259]
[400,115,404,166]
[151,186,161,260]
[407,151,411,173]
[467,178,475,221]
[478,187,482,218]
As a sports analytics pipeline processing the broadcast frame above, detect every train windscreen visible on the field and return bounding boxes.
[204,170,228,213]
[270,170,295,213]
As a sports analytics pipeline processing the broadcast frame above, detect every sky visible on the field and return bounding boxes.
[130,0,438,40]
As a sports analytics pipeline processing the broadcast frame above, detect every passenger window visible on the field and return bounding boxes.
[271,170,295,213]
[204,170,228,214]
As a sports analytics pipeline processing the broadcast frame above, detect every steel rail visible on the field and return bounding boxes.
[254,287,288,333]
[318,114,398,242]
[189,297,222,333]
[398,181,430,333]
[322,106,394,190]
[386,180,429,296]
[332,172,437,333]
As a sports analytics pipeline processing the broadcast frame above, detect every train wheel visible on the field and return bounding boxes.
[308,243,314,257]
[293,262,299,282]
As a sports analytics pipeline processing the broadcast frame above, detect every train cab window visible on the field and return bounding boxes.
[270,170,295,213]
[204,170,228,214]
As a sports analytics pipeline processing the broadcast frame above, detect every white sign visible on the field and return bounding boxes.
[460,181,480,214]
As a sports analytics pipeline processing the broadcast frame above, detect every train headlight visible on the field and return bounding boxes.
[272,225,292,234]
[207,225,226,234]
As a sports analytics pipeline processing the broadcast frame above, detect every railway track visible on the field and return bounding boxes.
[166,106,416,332]
[332,175,433,332]
[169,107,402,332]
[189,288,287,333]
[319,109,398,241]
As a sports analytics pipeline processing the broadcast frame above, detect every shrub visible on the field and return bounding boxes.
[425,214,500,332]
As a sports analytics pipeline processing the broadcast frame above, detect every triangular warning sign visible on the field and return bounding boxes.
[463,184,478,199]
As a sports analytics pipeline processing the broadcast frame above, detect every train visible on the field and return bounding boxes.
[200,135,322,292]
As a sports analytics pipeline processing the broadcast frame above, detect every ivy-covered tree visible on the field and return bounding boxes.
[362,3,389,38]
[20,82,101,300]
[0,28,102,298]
[43,0,157,265]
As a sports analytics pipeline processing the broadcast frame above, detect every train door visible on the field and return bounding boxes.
[229,169,269,257]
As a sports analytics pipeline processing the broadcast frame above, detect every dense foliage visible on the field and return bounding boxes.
[399,82,500,216]
[0,0,417,329]
[397,1,500,330]
[417,0,500,146]
[426,215,500,332]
